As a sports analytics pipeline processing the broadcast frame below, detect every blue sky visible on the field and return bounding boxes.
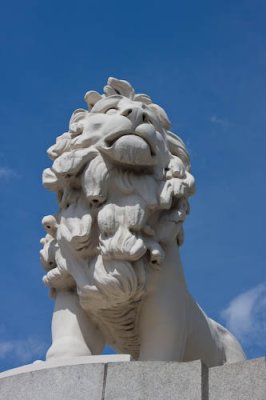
[0,0,265,371]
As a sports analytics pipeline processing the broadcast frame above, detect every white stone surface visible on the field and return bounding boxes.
[104,360,206,400]
[40,77,245,367]
[0,363,105,400]
[1,358,265,400]
[209,357,266,400]
[0,354,131,378]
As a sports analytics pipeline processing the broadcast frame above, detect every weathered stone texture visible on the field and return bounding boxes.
[104,360,205,400]
[209,357,266,400]
[0,363,105,400]
[0,358,265,400]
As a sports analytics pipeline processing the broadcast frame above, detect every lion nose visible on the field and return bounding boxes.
[121,107,149,127]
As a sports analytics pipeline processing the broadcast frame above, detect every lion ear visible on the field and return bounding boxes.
[84,91,102,109]
[148,103,171,130]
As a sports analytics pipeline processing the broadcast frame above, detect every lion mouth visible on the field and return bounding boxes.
[96,123,159,167]
[105,133,156,157]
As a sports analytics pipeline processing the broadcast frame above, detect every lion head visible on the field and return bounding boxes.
[40,78,195,317]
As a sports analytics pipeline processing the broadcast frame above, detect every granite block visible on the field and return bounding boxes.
[209,357,266,400]
[0,363,105,400]
[104,360,206,400]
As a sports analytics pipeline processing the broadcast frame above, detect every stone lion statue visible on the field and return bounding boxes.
[41,77,245,367]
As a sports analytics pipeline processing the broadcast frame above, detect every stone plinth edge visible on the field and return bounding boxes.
[0,357,265,400]
[0,354,132,379]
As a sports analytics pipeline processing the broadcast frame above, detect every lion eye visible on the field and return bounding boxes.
[105,108,118,115]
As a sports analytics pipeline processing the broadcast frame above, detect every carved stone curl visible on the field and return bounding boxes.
[40,78,245,366]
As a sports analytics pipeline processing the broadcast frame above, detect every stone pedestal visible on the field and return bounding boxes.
[104,360,206,400]
[209,357,266,400]
[0,357,265,400]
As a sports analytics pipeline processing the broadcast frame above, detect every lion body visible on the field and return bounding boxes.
[40,78,245,366]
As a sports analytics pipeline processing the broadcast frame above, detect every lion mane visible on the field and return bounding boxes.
[40,78,195,357]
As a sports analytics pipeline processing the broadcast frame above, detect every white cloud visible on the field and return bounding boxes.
[0,342,13,358]
[0,337,47,364]
[0,167,17,179]
[221,283,266,347]
[210,115,233,127]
